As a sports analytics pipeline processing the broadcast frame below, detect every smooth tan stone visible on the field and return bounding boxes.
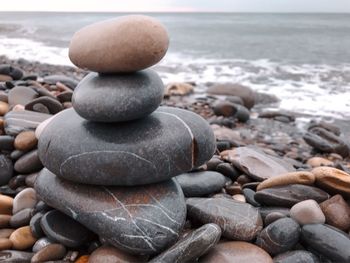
[257,171,315,191]
[0,238,12,250]
[0,228,15,238]
[290,199,325,225]
[69,15,169,73]
[320,194,350,231]
[9,226,37,250]
[89,245,147,263]
[0,101,9,116]
[0,195,14,215]
[312,167,350,197]
[307,157,334,168]
[14,130,38,151]
[13,188,38,214]
[31,243,67,262]
[199,241,273,263]
[0,214,11,228]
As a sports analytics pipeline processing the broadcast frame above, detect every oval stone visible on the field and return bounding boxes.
[69,15,169,73]
[38,107,215,186]
[273,250,320,263]
[0,155,13,186]
[72,70,164,122]
[34,169,186,255]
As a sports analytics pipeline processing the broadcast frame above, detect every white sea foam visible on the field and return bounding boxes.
[1,37,350,120]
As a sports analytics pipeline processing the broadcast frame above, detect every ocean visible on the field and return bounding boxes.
[1,12,350,119]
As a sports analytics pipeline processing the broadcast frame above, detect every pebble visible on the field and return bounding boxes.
[306,157,334,167]
[14,130,38,151]
[0,101,9,116]
[165,82,194,96]
[0,155,13,186]
[264,212,286,226]
[0,135,15,151]
[38,107,215,186]
[89,245,147,263]
[312,166,350,197]
[149,224,221,263]
[0,238,13,250]
[256,171,315,191]
[8,86,38,106]
[14,149,43,174]
[273,250,320,263]
[242,188,261,207]
[255,184,329,207]
[30,212,45,238]
[10,208,33,228]
[0,229,15,238]
[0,215,11,228]
[232,194,246,202]
[25,96,63,115]
[186,197,262,241]
[8,174,26,189]
[221,147,295,181]
[0,65,23,80]
[290,200,325,225]
[4,110,52,136]
[301,223,350,262]
[0,250,33,262]
[40,210,92,248]
[215,162,239,180]
[207,83,255,109]
[69,15,169,73]
[31,243,66,262]
[72,70,164,122]
[255,218,300,255]
[43,75,78,90]
[199,241,273,263]
[9,226,37,250]
[175,171,227,197]
[12,187,37,214]
[35,170,186,255]
[320,194,350,231]
[0,194,13,215]
[32,237,54,252]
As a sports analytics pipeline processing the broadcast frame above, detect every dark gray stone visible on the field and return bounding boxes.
[40,210,93,248]
[255,184,329,207]
[35,169,187,255]
[72,70,164,122]
[0,64,23,80]
[43,75,78,90]
[8,86,38,106]
[301,224,350,262]
[25,96,63,114]
[273,250,320,263]
[259,207,290,220]
[9,208,32,228]
[38,107,215,186]
[0,155,13,186]
[30,212,45,238]
[186,197,263,241]
[243,188,261,207]
[149,224,221,263]
[0,136,14,151]
[14,149,43,174]
[175,171,226,197]
[0,250,33,262]
[255,218,300,255]
[4,110,52,136]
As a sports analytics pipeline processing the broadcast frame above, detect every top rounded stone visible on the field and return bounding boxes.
[69,15,169,73]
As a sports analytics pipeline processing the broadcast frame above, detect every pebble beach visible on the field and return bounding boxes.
[0,14,350,263]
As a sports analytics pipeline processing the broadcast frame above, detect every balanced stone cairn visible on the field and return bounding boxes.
[34,15,216,257]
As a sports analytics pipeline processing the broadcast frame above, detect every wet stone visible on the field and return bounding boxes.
[38,107,215,186]
[72,70,164,122]
[35,169,186,255]
[149,224,221,263]
[186,197,262,241]
[255,218,300,255]
[301,224,350,262]
[175,171,227,197]
[255,184,329,207]
[40,210,93,248]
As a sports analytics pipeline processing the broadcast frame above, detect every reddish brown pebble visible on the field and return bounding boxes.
[0,214,11,228]
[320,194,350,231]
[75,255,89,263]
[0,195,14,215]
[0,101,9,116]
[0,238,13,250]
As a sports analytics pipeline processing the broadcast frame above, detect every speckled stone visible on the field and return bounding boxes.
[255,218,300,255]
[35,169,186,255]
[186,197,262,241]
[72,70,164,122]
[273,250,320,263]
[175,171,227,197]
[301,224,350,262]
[149,224,221,263]
[255,184,329,207]
[38,107,215,186]
[69,15,169,73]
[199,241,273,263]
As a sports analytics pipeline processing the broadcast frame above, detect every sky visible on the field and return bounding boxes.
[1,0,350,13]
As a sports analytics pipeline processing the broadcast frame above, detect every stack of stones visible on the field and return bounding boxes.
[34,15,216,257]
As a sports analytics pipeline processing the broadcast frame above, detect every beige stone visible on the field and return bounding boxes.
[69,15,169,73]
[9,226,37,250]
[290,200,325,225]
[14,130,38,151]
[165,82,194,96]
[257,171,315,191]
[306,157,334,168]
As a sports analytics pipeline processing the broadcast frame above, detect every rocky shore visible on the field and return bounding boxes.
[1,15,350,263]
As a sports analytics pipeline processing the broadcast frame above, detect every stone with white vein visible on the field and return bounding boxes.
[37,106,215,186]
[34,169,187,256]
